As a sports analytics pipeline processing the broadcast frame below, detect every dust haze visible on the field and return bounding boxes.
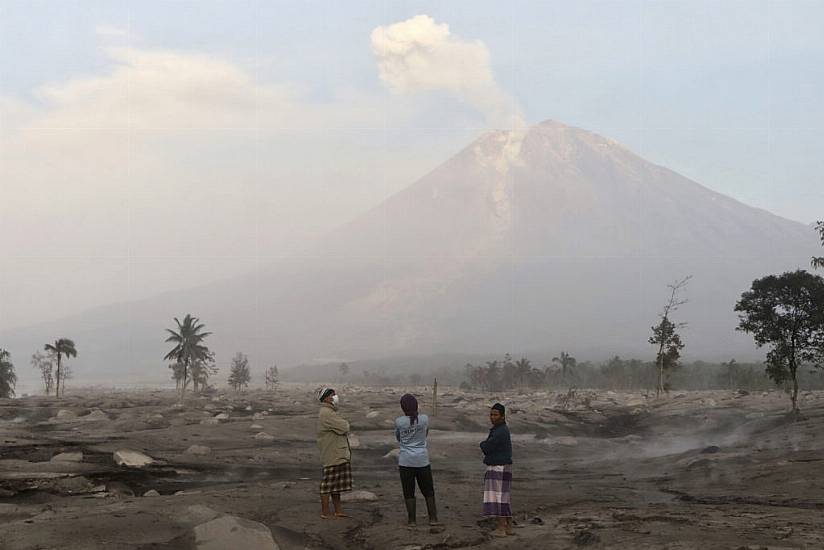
[2,4,824,550]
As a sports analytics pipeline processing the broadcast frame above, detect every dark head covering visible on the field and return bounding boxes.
[400,393,419,424]
[491,402,506,417]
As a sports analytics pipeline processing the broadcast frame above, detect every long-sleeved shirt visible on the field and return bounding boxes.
[480,422,512,466]
[394,414,430,468]
[317,403,351,467]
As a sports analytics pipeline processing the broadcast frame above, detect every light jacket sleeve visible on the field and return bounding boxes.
[322,410,350,435]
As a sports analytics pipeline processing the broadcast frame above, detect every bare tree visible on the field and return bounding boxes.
[228,352,251,392]
[264,365,279,391]
[31,352,54,395]
[650,276,691,398]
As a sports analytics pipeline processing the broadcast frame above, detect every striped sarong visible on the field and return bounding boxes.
[319,461,353,494]
[482,464,512,517]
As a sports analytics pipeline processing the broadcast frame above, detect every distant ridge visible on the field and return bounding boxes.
[2,120,819,385]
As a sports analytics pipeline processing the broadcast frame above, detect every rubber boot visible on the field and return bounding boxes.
[424,495,443,526]
[404,498,417,527]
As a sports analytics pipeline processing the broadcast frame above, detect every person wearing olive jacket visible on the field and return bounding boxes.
[480,402,513,537]
[317,387,353,519]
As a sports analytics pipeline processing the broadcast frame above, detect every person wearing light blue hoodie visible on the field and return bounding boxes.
[395,393,442,527]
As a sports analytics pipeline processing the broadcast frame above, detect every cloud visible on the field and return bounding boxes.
[95,24,130,38]
[371,14,523,130]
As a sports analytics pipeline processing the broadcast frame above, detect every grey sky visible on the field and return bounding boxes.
[0,1,822,331]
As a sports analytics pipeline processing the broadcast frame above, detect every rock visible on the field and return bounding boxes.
[143,489,161,497]
[341,490,378,502]
[172,403,185,409]
[383,448,400,459]
[366,411,380,419]
[250,423,263,430]
[105,481,135,497]
[530,516,544,525]
[383,419,395,426]
[181,505,222,524]
[737,389,750,396]
[146,414,170,428]
[254,432,275,441]
[701,445,721,454]
[0,488,16,497]
[573,530,600,546]
[348,434,360,448]
[252,412,268,420]
[55,409,76,420]
[51,451,83,463]
[113,449,155,467]
[554,436,579,446]
[84,409,110,421]
[214,413,230,422]
[192,515,280,550]
[53,476,96,494]
[185,445,212,456]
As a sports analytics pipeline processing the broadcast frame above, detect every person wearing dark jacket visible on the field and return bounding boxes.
[480,402,513,537]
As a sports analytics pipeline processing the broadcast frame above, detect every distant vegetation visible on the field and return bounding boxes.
[736,270,824,413]
[43,338,77,398]
[649,277,690,397]
[30,351,54,395]
[264,365,279,391]
[0,349,16,398]
[164,314,213,397]
[228,352,251,392]
[811,220,824,269]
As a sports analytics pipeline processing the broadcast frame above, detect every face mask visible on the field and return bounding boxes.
[331,395,340,407]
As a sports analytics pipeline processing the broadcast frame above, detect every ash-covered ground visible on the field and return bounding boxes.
[1,385,823,549]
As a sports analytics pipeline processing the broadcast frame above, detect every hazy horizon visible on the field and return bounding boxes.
[1,3,823,391]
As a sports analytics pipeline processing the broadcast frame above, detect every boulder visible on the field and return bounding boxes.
[55,409,76,420]
[185,445,212,456]
[84,409,110,421]
[52,476,95,494]
[192,515,279,550]
[366,411,380,419]
[105,481,135,497]
[341,490,378,502]
[180,505,222,525]
[254,432,275,441]
[146,414,170,429]
[113,449,154,467]
[51,452,83,463]
[143,489,161,497]
[214,413,230,422]
[249,423,263,430]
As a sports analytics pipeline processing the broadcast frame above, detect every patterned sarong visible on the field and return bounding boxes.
[319,461,353,494]
[482,464,512,517]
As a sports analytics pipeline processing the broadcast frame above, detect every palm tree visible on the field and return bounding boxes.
[0,349,17,398]
[164,314,212,397]
[44,338,77,398]
[515,358,532,388]
[552,351,576,385]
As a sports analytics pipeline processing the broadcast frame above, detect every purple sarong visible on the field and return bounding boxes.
[482,464,512,517]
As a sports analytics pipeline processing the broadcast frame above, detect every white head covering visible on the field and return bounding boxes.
[317,387,335,402]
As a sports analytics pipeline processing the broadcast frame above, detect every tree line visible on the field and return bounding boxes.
[1,221,823,404]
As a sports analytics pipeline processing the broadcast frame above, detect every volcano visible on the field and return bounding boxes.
[2,121,819,383]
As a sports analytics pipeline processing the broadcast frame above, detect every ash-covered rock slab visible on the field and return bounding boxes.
[192,515,280,550]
